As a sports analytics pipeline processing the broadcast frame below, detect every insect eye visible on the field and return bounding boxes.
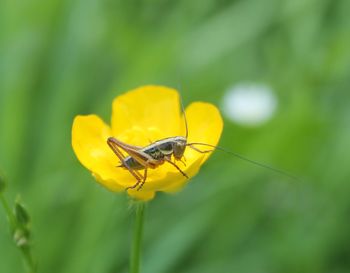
[173,142,185,158]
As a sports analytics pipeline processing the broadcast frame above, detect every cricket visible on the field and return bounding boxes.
[107,99,213,191]
[107,98,297,191]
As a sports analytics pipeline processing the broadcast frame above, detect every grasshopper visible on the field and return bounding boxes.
[107,99,210,191]
[107,99,298,191]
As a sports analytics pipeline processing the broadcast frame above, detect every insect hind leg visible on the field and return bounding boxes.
[107,137,145,190]
[125,168,147,191]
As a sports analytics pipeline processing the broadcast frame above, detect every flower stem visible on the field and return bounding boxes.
[129,202,145,273]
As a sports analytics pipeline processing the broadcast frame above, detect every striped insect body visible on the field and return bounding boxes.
[120,137,186,171]
[107,134,192,191]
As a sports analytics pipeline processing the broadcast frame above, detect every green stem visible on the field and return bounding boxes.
[0,193,36,273]
[21,246,36,273]
[0,193,16,230]
[129,203,145,273]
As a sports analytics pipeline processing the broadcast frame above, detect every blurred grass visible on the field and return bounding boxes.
[1,0,350,272]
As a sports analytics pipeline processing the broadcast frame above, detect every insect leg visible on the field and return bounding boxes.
[108,137,159,169]
[165,158,189,178]
[126,168,148,191]
[107,138,144,186]
[175,155,187,166]
[137,168,148,191]
[176,158,186,167]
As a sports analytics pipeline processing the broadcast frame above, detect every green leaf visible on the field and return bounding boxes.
[15,200,30,227]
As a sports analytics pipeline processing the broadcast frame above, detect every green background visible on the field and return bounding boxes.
[1,0,350,272]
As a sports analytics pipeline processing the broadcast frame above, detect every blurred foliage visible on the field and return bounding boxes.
[1,0,350,272]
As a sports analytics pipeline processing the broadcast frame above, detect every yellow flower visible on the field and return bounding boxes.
[71,85,223,201]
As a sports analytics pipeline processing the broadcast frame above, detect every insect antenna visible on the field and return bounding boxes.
[187,142,299,181]
[179,94,188,139]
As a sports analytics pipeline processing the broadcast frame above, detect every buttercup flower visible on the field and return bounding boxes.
[72,86,223,201]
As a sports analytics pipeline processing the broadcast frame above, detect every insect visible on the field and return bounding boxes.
[107,99,212,191]
[107,99,297,191]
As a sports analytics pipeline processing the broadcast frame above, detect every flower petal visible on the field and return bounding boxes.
[111,86,182,145]
[160,102,223,192]
[72,115,124,192]
[185,102,223,163]
[127,190,155,201]
[160,154,204,193]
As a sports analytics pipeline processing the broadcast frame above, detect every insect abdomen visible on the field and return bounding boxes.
[123,145,168,170]
[123,157,145,170]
